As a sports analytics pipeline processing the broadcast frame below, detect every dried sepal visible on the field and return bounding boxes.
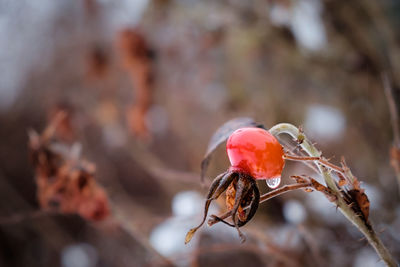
[225,180,250,222]
[184,228,197,245]
[186,172,261,244]
[185,172,235,244]
[208,178,312,228]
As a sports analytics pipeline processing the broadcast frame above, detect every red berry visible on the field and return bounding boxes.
[226,127,285,180]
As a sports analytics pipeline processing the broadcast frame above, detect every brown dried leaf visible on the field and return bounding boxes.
[29,116,110,221]
[116,29,154,139]
[339,159,370,221]
[348,189,370,221]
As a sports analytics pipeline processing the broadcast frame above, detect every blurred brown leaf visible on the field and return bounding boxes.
[29,112,110,221]
[116,29,154,139]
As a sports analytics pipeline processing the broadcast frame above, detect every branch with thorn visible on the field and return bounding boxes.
[269,123,397,267]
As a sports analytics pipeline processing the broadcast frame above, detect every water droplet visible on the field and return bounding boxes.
[266,177,281,189]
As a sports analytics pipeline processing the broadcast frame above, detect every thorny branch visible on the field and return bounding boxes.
[269,123,397,267]
[193,120,396,265]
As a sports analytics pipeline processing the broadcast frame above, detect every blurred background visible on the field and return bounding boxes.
[1,0,400,266]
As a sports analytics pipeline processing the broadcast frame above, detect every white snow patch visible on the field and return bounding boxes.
[61,243,98,267]
[283,199,307,224]
[304,104,346,142]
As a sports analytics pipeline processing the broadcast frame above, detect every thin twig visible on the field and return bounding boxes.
[382,73,400,147]
[0,210,55,225]
[259,182,311,203]
[382,73,400,196]
[280,140,321,174]
[126,140,208,186]
[296,225,325,266]
[283,154,345,176]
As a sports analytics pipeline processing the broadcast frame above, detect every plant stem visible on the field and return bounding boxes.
[269,123,398,267]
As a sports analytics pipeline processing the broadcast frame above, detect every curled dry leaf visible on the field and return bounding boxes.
[29,114,110,221]
[347,189,370,222]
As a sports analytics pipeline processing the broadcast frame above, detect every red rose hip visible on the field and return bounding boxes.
[226,127,285,188]
[186,124,286,244]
